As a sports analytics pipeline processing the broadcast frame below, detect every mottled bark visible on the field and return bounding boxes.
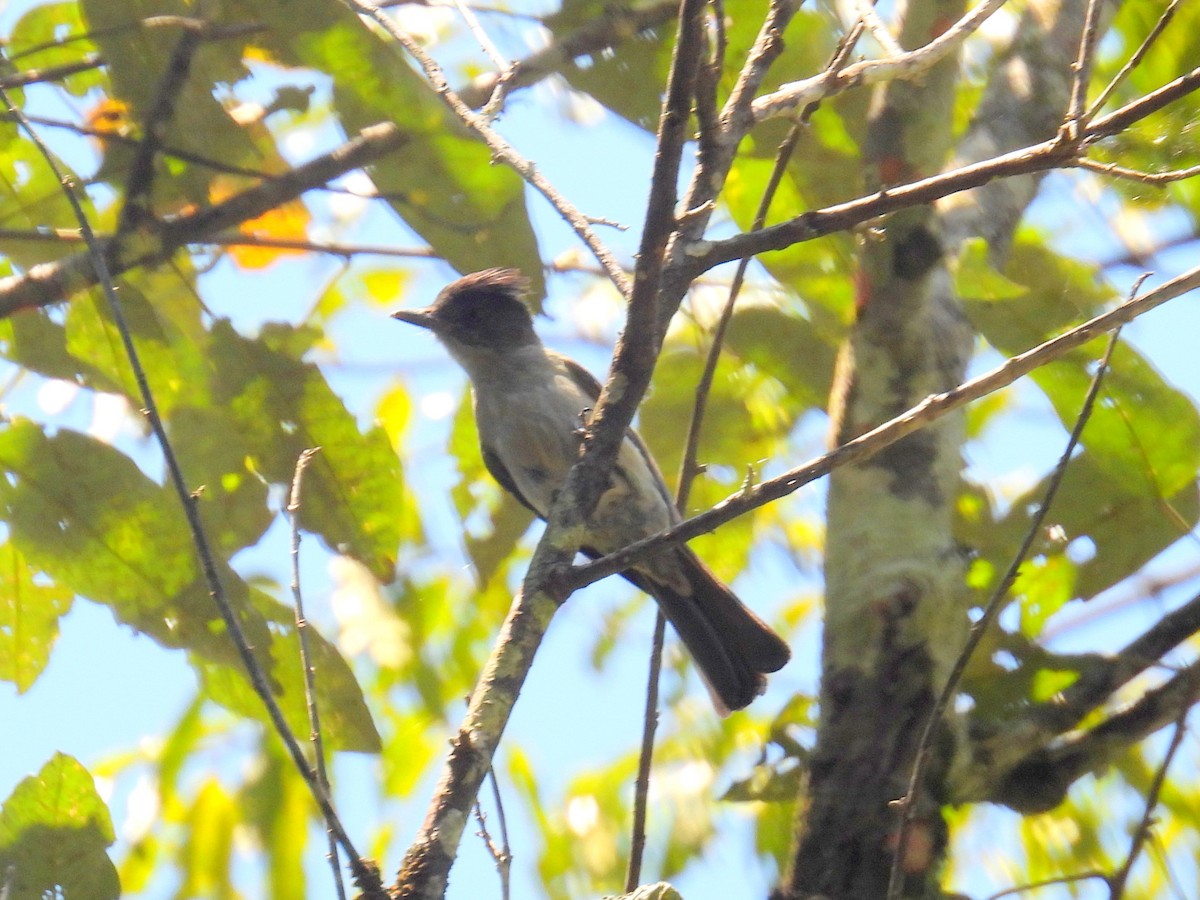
[786,0,974,895]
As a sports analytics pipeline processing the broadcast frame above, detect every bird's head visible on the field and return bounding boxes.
[391,268,538,353]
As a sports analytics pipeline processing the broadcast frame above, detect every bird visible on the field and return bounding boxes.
[392,268,790,713]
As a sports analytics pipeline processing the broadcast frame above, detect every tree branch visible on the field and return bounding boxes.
[0,121,409,316]
[750,0,1009,122]
[456,0,679,111]
[340,0,631,297]
[686,64,1200,273]
[988,662,1200,813]
[0,67,380,895]
[570,262,1200,590]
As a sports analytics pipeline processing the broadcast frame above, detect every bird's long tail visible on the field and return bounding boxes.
[623,549,791,715]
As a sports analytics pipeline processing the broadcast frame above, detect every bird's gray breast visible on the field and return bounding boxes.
[472,363,675,549]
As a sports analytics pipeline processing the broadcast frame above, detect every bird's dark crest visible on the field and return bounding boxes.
[438,267,529,304]
[427,268,537,350]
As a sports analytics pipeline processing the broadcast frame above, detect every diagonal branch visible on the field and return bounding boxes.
[570,262,1200,590]
[340,0,631,297]
[457,0,679,111]
[392,0,716,894]
[0,121,409,316]
[687,64,1200,273]
[0,55,104,90]
[988,661,1200,813]
[0,71,381,895]
[751,0,1010,122]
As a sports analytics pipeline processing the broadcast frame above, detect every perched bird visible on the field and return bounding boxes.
[392,268,790,713]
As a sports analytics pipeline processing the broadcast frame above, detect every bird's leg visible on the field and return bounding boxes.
[573,406,593,439]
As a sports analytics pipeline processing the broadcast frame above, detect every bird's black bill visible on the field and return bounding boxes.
[391,307,438,330]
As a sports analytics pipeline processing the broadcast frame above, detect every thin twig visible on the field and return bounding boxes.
[473,768,513,900]
[886,318,1130,900]
[0,226,436,260]
[0,55,105,90]
[287,448,345,900]
[624,611,666,893]
[1060,0,1104,140]
[447,0,515,119]
[854,0,903,58]
[1075,158,1200,186]
[451,0,508,70]
[984,871,1110,899]
[341,0,631,298]
[1106,704,1191,897]
[0,67,379,897]
[116,22,205,233]
[570,263,1199,592]
[751,0,1009,122]
[1086,0,1180,119]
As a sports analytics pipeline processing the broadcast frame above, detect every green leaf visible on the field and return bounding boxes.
[723,303,838,410]
[198,582,382,753]
[0,113,94,251]
[209,320,403,580]
[953,238,1029,301]
[242,741,309,900]
[0,753,119,900]
[965,236,1112,354]
[81,0,261,208]
[178,780,237,899]
[64,266,211,416]
[0,419,379,750]
[225,0,545,299]
[0,543,73,692]
[0,419,206,629]
[544,0,676,131]
[8,3,104,96]
[962,237,1200,604]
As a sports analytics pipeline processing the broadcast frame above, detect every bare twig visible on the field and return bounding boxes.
[1075,158,1200,186]
[451,0,507,70]
[571,264,1200,591]
[1060,0,1104,139]
[0,55,104,90]
[340,0,631,298]
[456,0,679,111]
[985,872,1110,899]
[1086,0,1181,118]
[116,22,205,233]
[0,226,436,260]
[0,65,380,898]
[473,769,513,900]
[287,448,345,900]
[624,610,666,893]
[1107,706,1191,897]
[887,323,1126,900]
[751,0,1009,122]
[854,0,904,58]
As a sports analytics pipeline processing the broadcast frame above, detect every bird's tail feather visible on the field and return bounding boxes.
[620,548,791,715]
